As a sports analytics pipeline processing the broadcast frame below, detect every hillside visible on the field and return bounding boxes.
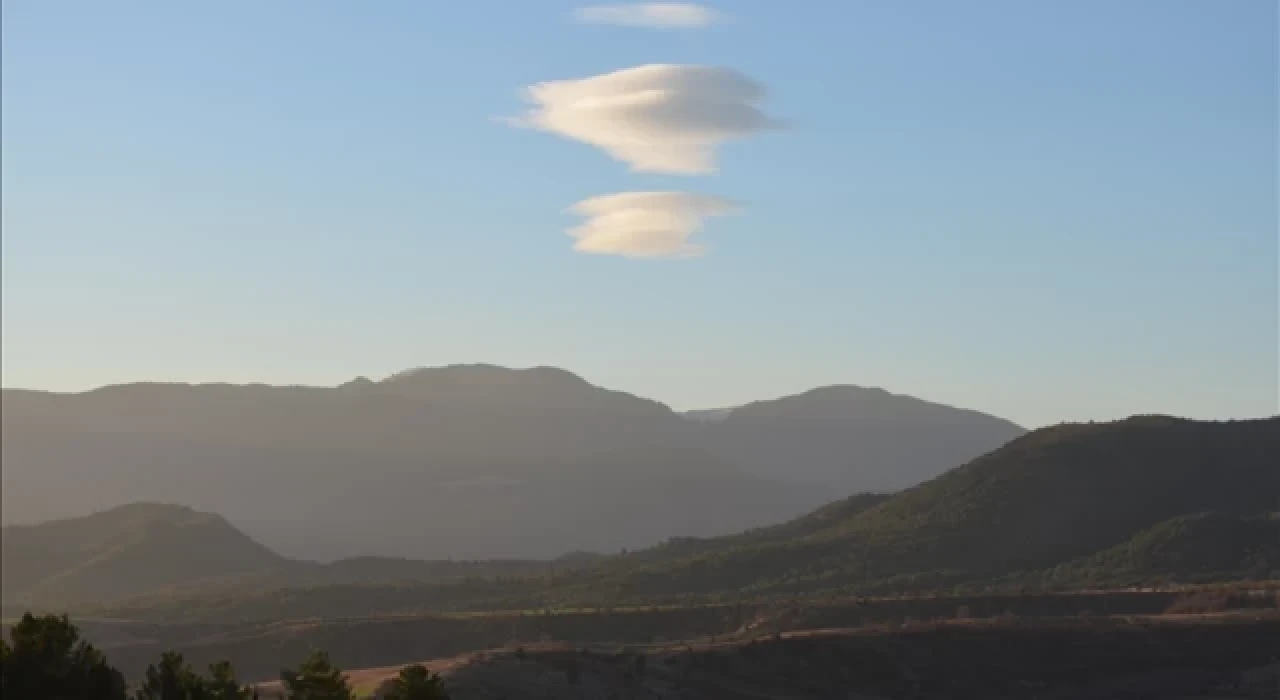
[0,503,578,608]
[428,618,1280,700]
[565,416,1280,599]
[1,365,1020,560]
[0,503,294,606]
[55,603,1280,694]
[1041,512,1280,587]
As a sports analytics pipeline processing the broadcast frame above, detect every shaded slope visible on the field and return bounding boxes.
[1045,512,1280,586]
[1,503,294,605]
[585,416,1280,596]
[434,618,1280,700]
[1,503,580,608]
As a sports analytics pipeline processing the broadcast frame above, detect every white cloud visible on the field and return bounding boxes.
[508,64,780,175]
[566,191,738,258]
[573,3,721,29]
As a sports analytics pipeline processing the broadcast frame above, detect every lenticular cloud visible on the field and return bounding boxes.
[509,64,781,175]
[573,3,721,29]
[567,191,738,258]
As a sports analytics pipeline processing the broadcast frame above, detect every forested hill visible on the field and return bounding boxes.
[566,416,1280,598]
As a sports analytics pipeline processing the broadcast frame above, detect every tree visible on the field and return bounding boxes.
[280,651,353,700]
[0,613,128,700]
[381,664,451,700]
[204,660,253,700]
[134,651,206,700]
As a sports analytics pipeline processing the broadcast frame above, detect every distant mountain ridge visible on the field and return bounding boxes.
[703,384,1024,491]
[1,364,1023,561]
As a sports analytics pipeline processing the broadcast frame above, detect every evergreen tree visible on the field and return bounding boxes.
[0,613,127,700]
[134,651,205,700]
[381,664,450,700]
[280,651,353,700]
[204,660,253,700]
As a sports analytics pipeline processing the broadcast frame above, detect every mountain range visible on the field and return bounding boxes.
[0,364,1022,560]
[4,415,1275,615]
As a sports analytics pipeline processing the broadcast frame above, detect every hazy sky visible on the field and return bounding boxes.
[2,1,1276,428]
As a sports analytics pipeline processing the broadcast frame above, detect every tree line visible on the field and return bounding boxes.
[0,613,449,700]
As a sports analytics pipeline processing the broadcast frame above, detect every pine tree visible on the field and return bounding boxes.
[280,651,353,700]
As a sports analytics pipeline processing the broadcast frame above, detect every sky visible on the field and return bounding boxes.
[2,0,1276,428]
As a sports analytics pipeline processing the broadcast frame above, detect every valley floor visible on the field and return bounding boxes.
[248,610,1280,699]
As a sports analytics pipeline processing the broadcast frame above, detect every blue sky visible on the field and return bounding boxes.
[2,0,1276,428]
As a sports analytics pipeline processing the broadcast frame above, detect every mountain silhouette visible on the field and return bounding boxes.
[701,385,1024,491]
[1,365,1022,560]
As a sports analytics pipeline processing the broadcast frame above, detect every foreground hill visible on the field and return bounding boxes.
[56,604,1280,695]
[563,416,1280,599]
[1,365,1020,560]
[428,618,1280,700]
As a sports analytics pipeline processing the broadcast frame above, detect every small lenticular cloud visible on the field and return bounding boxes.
[573,3,720,29]
[567,191,738,259]
[508,64,781,175]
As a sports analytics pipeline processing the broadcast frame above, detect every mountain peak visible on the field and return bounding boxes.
[795,385,893,400]
[381,364,591,389]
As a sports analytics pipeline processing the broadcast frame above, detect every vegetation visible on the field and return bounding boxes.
[0,614,261,699]
[1023,512,1280,589]
[1,612,459,699]
[134,650,254,699]
[279,651,353,700]
[379,664,450,700]
[7,599,1278,697]
[407,614,1280,699]
[0,613,127,700]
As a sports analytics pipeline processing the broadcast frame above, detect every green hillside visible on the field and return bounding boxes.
[564,416,1280,599]
[1038,511,1280,588]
